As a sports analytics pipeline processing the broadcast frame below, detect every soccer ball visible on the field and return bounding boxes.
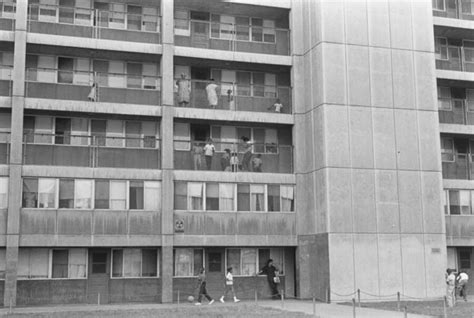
[187,295,194,302]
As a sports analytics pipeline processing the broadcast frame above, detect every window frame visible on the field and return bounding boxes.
[111,248,160,279]
[225,248,285,277]
[432,0,445,11]
[441,137,455,162]
[437,86,452,111]
[435,37,448,61]
[173,248,204,277]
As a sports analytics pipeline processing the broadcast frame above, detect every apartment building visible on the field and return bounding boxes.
[0,0,450,306]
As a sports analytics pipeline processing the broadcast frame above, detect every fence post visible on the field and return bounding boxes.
[254,288,258,304]
[326,287,331,304]
[397,292,401,312]
[357,289,360,308]
[9,297,12,314]
[312,294,316,317]
[404,305,407,318]
[177,290,180,307]
[281,290,284,309]
[443,296,447,318]
[97,293,100,306]
[352,298,356,318]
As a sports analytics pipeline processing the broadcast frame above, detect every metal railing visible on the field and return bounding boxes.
[433,0,474,20]
[438,99,474,125]
[436,47,474,72]
[174,79,291,113]
[27,4,161,41]
[174,19,290,55]
[0,65,13,97]
[23,133,161,169]
[174,141,293,173]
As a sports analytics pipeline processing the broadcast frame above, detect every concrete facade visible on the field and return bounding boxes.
[0,0,457,306]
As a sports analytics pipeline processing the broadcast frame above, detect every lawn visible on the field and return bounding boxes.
[344,300,474,318]
[3,304,313,318]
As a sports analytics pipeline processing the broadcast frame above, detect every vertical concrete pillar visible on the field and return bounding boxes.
[160,0,175,304]
[4,0,28,307]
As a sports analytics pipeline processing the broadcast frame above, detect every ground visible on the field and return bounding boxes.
[2,304,312,318]
[344,300,474,318]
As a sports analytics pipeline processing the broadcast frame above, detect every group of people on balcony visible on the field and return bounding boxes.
[192,137,263,172]
[176,74,284,112]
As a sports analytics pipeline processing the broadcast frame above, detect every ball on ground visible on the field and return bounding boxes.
[187,295,194,302]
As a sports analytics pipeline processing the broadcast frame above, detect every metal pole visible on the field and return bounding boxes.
[312,295,316,317]
[177,290,180,306]
[254,289,258,304]
[357,289,361,308]
[404,305,407,318]
[281,290,284,309]
[443,296,447,318]
[98,293,100,306]
[352,298,356,318]
[397,292,401,312]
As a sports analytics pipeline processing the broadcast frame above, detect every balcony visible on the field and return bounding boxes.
[27,3,161,43]
[433,0,474,20]
[174,141,293,174]
[0,133,10,165]
[25,68,161,105]
[0,65,12,96]
[174,79,291,113]
[174,18,290,56]
[0,2,15,31]
[435,39,474,72]
[439,99,474,124]
[23,134,161,170]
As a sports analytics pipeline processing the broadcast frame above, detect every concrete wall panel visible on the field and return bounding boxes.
[367,0,390,48]
[352,170,376,233]
[421,172,444,234]
[344,0,368,46]
[392,50,415,109]
[401,234,426,297]
[320,0,344,43]
[414,52,437,111]
[369,48,393,108]
[349,107,374,169]
[354,234,379,298]
[373,108,397,169]
[398,171,423,233]
[315,169,328,234]
[378,234,403,296]
[310,45,324,108]
[411,0,434,52]
[324,105,350,168]
[389,0,413,50]
[322,44,346,105]
[347,46,370,106]
[329,234,355,297]
[375,170,399,233]
[418,111,442,172]
[395,109,420,170]
[327,169,352,233]
[424,234,447,297]
[295,173,315,235]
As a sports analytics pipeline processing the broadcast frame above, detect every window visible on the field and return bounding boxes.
[438,87,452,111]
[467,89,474,112]
[237,184,250,211]
[0,177,8,209]
[95,180,109,209]
[144,181,160,210]
[219,183,235,211]
[55,118,71,145]
[435,37,448,60]
[226,248,285,276]
[174,9,189,32]
[57,57,74,84]
[174,123,191,151]
[0,249,5,279]
[74,179,93,209]
[206,183,219,211]
[18,248,49,279]
[268,185,280,212]
[281,185,294,212]
[174,248,203,277]
[38,178,57,208]
[129,181,144,209]
[174,181,187,210]
[110,180,127,209]
[59,179,74,208]
[459,249,471,269]
[23,178,38,208]
[52,250,69,278]
[432,0,445,11]
[448,190,470,215]
[112,248,158,278]
[441,137,454,162]
[442,190,448,215]
[126,121,141,147]
[250,184,265,211]
[188,182,203,210]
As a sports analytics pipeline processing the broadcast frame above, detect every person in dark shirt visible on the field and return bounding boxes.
[259,259,281,299]
[195,268,215,305]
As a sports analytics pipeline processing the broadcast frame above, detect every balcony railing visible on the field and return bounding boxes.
[174,19,290,55]
[436,47,474,72]
[443,153,470,179]
[0,132,10,164]
[23,133,161,169]
[174,79,292,113]
[433,0,474,20]
[0,65,12,96]
[438,99,474,125]
[27,4,161,43]
[25,68,161,105]
[174,141,293,173]
[0,2,15,31]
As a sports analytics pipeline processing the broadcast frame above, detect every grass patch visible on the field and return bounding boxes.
[4,304,313,318]
[342,300,473,318]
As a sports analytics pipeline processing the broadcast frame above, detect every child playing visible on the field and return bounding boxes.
[230,152,239,172]
[219,267,240,303]
[195,268,215,306]
[252,154,263,172]
[268,98,283,113]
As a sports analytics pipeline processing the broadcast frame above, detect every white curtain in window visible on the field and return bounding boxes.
[123,248,141,277]
[280,185,294,212]
[175,248,192,276]
[0,177,8,209]
[144,181,161,210]
[226,249,241,275]
[38,178,57,208]
[75,179,93,209]
[241,248,257,276]
[250,184,265,211]
[68,248,87,278]
[110,180,127,209]
[188,182,203,210]
[219,183,235,211]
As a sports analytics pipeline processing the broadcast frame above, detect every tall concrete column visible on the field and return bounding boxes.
[160,0,175,304]
[4,0,28,307]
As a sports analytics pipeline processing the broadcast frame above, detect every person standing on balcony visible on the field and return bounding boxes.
[206,79,219,109]
[268,98,283,113]
[227,89,235,110]
[221,148,231,171]
[176,73,191,107]
[252,154,263,172]
[88,82,97,102]
[203,138,215,170]
[192,141,203,170]
[241,136,252,171]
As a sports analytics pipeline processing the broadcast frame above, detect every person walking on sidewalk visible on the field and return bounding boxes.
[195,268,215,306]
[457,271,469,302]
[220,267,240,303]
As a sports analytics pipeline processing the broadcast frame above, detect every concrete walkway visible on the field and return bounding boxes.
[0,300,435,318]
[258,300,435,318]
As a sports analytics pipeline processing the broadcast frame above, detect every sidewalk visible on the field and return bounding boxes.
[257,300,435,318]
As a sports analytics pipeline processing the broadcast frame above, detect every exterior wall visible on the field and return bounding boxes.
[293,0,447,300]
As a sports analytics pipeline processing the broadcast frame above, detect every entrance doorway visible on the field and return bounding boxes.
[205,248,225,296]
[87,249,110,304]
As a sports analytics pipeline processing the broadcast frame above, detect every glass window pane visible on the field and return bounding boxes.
[237,184,250,211]
[174,248,192,276]
[241,248,257,276]
[193,249,203,276]
[460,190,471,215]
[144,181,160,210]
[38,178,57,208]
[75,179,93,209]
[219,183,235,211]
[23,179,38,208]
[174,181,187,210]
[188,182,203,210]
[110,180,127,209]
[59,179,74,208]
[129,181,144,210]
[125,121,141,148]
[123,248,141,277]
[68,248,87,278]
[0,177,8,209]
[206,183,219,211]
[95,180,109,209]
[250,184,265,211]
[281,185,294,212]
[112,249,123,277]
[227,249,241,276]
[449,190,461,215]
[142,249,157,277]
[268,185,280,212]
[52,250,69,278]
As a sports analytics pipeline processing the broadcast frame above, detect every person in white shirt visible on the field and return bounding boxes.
[457,271,469,302]
[219,267,240,303]
[206,79,219,109]
[446,268,456,307]
[268,98,283,113]
[203,138,215,170]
